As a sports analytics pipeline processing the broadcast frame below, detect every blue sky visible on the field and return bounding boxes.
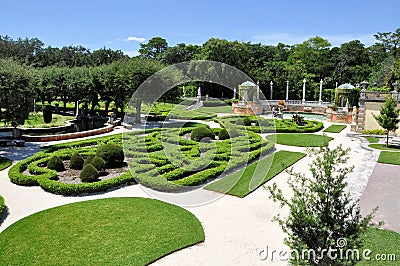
[1,0,399,56]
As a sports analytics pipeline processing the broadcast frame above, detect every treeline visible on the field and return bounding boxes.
[1,29,400,125]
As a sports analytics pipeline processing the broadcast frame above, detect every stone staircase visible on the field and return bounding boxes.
[185,101,203,111]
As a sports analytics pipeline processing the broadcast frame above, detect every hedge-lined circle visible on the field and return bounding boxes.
[123,60,274,206]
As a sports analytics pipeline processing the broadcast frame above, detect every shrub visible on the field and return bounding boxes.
[83,155,95,166]
[0,195,5,217]
[69,153,84,170]
[96,143,124,167]
[91,156,106,171]
[291,114,305,126]
[242,117,251,126]
[47,156,64,172]
[362,129,387,135]
[79,164,99,182]
[218,128,230,140]
[190,126,215,142]
[43,104,53,123]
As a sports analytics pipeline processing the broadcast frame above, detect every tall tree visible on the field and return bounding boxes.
[374,28,400,58]
[138,37,168,59]
[373,96,400,147]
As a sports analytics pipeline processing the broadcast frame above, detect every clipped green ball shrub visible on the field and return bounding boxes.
[190,126,215,142]
[229,128,240,138]
[83,155,95,166]
[69,153,84,170]
[47,155,64,172]
[218,128,230,140]
[96,143,124,168]
[79,164,99,182]
[242,117,251,126]
[91,156,106,171]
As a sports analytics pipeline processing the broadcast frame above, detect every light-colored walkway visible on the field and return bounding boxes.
[0,121,390,265]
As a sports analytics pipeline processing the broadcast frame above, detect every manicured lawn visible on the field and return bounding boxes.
[265,133,333,147]
[198,105,233,113]
[377,151,400,165]
[358,228,400,265]
[0,198,204,265]
[0,156,12,171]
[365,137,380,143]
[323,124,347,133]
[369,143,400,151]
[18,113,75,128]
[205,150,306,197]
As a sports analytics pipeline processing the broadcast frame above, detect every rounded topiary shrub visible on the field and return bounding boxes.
[43,104,53,124]
[91,156,106,171]
[96,143,124,168]
[47,155,64,172]
[190,126,215,142]
[229,128,240,138]
[69,153,84,170]
[218,128,230,140]
[83,155,95,166]
[242,117,251,126]
[79,163,99,182]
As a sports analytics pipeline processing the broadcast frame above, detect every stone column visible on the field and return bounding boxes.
[257,81,260,100]
[286,80,289,101]
[302,79,306,103]
[270,81,273,100]
[319,79,323,104]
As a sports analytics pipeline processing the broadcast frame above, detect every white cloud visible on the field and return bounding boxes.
[124,36,146,42]
[252,33,376,47]
[123,50,140,57]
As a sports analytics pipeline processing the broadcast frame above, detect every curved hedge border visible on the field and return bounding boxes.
[8,134,137,196]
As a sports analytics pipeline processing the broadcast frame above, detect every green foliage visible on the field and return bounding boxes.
[0,198,205,265]
[291,114,305,126]
[218,128,230,140]
[96,143,124,167]
[362,129,387,135]
[373,97,400,146]
[79,164,100,182]
[47,155,64,172]
[42,104,53,124]
[267,145,377,265]
[91,156,106,171]
[242,117,251,126]
[83,155,95,166]
[365,137,380,143]
[69,153,84,170]
[190,126,215,142]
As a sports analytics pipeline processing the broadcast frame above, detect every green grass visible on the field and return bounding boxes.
[0,156,12,171]
[358,228,400,265]
[323,124,347,133]
[377,151,400,165]
[205,150,306,197]
[0,198,204,265]
[265,133,333,147]
[365,137,380,143]
[198,105,233,113]
[369,143,400,151]
[19,113,75,128]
